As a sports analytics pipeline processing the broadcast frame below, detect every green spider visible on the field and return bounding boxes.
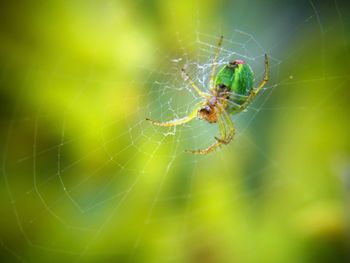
[146,35,268,154]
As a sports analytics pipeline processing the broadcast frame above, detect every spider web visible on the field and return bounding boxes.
[1,0,350,262]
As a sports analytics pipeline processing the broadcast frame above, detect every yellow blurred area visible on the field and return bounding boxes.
[0,0,350,262]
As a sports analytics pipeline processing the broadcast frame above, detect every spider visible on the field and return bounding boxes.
[146,35,268,155]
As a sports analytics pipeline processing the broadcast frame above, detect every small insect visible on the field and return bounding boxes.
[146,35,268,155]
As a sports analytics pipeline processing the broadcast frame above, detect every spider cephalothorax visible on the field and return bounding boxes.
[147,36,268,154]
[198,97,219,123]
[198,86,230,123]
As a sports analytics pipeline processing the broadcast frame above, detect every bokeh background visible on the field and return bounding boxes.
[1,0,350,262]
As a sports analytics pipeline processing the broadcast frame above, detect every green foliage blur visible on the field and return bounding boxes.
[1,0,350,262]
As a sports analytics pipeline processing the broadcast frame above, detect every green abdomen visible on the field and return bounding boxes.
[215,63,255,111]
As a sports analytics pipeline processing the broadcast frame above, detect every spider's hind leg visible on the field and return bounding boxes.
[238,54,269,112]
[209,35,224,91]
[181,68,210,98]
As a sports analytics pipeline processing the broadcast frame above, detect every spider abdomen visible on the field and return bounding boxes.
[214,60,255,111]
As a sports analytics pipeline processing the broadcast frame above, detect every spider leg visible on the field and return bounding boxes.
[209,35,224,92]
[181,68,210,98]
[217,113,226,139]
[215,109,235,144]
[239,54,269,112]
[185,114,226,155]
[146,103,201,127]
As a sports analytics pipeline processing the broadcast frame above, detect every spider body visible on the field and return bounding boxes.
[199,60,255,124]
[147,36,268,154]
[215,60,255,112]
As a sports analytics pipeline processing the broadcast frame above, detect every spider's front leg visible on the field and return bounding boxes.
[146,102,202,127]
[185,114,230,155]
[214,109,235,145]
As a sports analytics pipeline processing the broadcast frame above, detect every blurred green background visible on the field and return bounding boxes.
[1,0,350,262]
